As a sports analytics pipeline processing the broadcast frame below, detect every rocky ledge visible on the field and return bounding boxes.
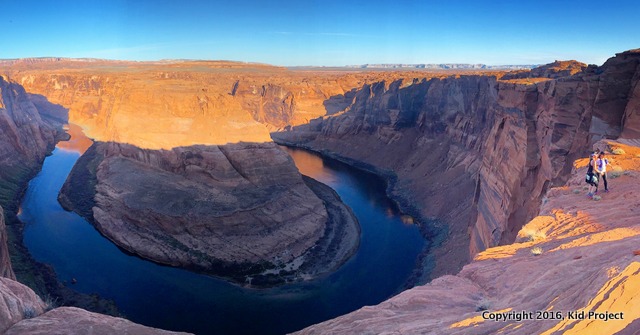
[294,140,640,334]
[0,276,189,334]
[59,141,359,287]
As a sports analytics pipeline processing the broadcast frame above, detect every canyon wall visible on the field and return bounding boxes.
[0,75,65,280]
[295,139,640,335]
[273,49,640,280]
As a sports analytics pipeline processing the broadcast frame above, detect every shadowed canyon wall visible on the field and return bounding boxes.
[0,75,64,279]
[274,49,640,280]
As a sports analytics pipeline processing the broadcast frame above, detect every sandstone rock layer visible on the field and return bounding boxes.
[294,139,640,335]
[274,49,640,281]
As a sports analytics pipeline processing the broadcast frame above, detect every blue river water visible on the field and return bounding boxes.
[19,139,425,335]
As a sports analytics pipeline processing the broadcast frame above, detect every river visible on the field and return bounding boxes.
[18,126,426,335]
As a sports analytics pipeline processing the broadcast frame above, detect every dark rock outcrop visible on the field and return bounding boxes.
[0,207,13,279]
[273,49,640,281]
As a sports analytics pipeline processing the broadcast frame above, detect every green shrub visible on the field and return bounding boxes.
[524,229,547,242]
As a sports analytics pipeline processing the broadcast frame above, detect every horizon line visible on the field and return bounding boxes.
[0,56,549,68]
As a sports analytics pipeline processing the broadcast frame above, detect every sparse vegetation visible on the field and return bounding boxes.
[476,298,492,312]
[523,229,546,242]
[609,166,624,178]
[612,148,626,155]
[531,247,543,256]
[22,306,37,319]
[43,294,58,311]
[573,189,581,194]
[593,195,602,201]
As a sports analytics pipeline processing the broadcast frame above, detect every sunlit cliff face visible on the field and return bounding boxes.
[5,59,502,150]
[20,70,273,150]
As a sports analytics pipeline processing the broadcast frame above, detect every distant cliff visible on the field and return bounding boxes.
[345,63,536,70]
[274,49,640,281]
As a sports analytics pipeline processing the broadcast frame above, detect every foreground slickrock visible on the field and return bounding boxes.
[294,139,640,335]
[5,307,191,335]
[274,49,640,281]
[0,276,191,334]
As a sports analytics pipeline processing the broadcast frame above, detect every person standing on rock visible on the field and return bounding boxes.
[595,152,609,193]
[586,151,598,198]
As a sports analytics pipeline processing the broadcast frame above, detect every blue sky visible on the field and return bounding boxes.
[3,0,639,66]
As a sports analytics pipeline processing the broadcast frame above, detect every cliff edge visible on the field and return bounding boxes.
[294,139,640,335]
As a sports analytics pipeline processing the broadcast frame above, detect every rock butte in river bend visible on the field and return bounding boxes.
[0,50,638,333]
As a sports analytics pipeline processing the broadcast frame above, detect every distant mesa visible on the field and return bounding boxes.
[346,63,537,70]
[501,60,588,80]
